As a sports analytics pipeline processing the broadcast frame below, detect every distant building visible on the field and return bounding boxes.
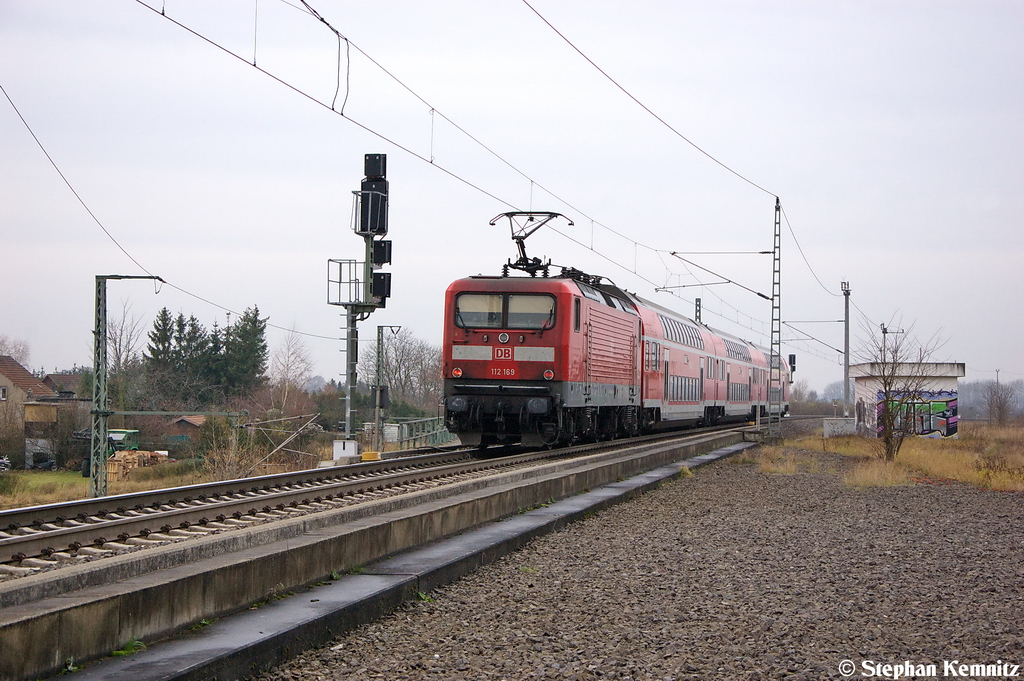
[0,356,57,407]
[0,357,91,465]
[850,362,965,439]
[170,415,206,440]
[43,373,87,398]
[0,356,59,463]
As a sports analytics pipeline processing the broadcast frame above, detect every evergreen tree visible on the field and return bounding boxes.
[222,306,268,395]
[145,307,175,368]
[140,306,268,404]
[204,322,226,388]
[173,314,209,374]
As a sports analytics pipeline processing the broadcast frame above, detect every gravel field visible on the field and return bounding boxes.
[258,449,1024,680]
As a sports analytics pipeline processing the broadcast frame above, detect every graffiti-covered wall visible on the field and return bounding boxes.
[881,390,958,438]
[851,363,965,440]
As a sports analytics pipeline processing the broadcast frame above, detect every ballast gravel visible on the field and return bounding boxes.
[257,450,1024,680]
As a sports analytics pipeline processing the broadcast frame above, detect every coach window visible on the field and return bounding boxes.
[508,294,556,330]
[574,298,581,332]
[454,293,503,329]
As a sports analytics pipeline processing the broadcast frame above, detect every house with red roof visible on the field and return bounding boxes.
[1,356,61,461]
[43,373,87,398]
[0,355,57,421]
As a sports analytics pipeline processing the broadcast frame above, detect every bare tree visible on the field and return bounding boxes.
[106,300,146,423]
[855,318,946,462]
[270,329,315,415]
[358,328,442,412]
[199,416,263,481]
[107,300,144,376]
[822,379,855,404]
[0,334,31,366]
[985,379,1014,426]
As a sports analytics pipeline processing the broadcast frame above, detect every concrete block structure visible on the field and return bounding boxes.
[850,362,965,439]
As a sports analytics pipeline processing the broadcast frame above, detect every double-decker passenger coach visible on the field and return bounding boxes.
[441,212,790,448]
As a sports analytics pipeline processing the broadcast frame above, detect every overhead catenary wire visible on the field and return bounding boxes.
[2,83,157,280]
[1,81,342,342]
[272,0,803,321]
[782,321,843,354]
[133,0,793,344]
[134,0,518,212]
[23,2,847,363]
[521,0,776,199]
[274,0,847,356]
[779,204,842,298]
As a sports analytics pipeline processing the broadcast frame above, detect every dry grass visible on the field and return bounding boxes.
[0,463,218,510]
[776,421,1024,491]
[749,446,822,475]
[0,448,334,509]
[843,460,912,488]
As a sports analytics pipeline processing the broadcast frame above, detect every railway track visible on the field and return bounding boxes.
[0,448,509,576]
[0,425,754,579]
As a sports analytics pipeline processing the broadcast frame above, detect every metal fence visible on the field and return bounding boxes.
[389,417,458,448]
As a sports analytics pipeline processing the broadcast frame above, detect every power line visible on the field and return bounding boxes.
[520,2,848,313]
[782,321,843,354]
[280,1,847,356]
[135,0,786,339]
[2,81,342,342]
[134,0,518,212]
[521,0,775,198]
[129,3,843,360]
[779,203,842,297]
[2,83,156,279]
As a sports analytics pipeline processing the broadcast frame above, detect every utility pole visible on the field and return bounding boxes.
[880,323,902,359]
[842,281,850,417]
[90,274,161,498]
[373,325,401,454]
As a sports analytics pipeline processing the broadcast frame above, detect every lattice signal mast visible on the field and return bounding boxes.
[767,198,783,441]
[328,154,392,439]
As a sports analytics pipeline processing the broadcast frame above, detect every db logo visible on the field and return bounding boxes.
[494,347,513,360]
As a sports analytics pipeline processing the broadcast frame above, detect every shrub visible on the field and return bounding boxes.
[0,473,25,496]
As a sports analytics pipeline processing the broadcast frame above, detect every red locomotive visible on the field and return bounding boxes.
[442,213,790,447]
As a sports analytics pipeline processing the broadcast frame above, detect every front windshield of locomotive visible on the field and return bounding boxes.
[508,294,555,329]
[454,293,503,328]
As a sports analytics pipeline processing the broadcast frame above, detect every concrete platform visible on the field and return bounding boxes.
[65,442,754,681]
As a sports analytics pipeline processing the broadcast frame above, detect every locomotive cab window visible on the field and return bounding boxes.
[508,294,556,329]
[455,293,555,330]
[454,293,503,329]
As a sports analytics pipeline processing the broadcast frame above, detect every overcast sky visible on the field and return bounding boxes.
[2,0,1021,394]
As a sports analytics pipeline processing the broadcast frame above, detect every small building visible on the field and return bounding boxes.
[170,415,206,439]
[0,355,58,434]
[0,356,60,463]
[0,356,57,408]
[43,373,87,398]
[850,362,965,439]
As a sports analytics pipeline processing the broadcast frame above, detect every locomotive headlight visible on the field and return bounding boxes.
[446,396,468,413]
[527,398,550,414]
[452,367,463,378]
[543,369,554,381]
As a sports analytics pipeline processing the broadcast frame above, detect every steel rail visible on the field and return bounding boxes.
[0,453,534,564]
[0,448,473,532]
[0,425,750,571]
